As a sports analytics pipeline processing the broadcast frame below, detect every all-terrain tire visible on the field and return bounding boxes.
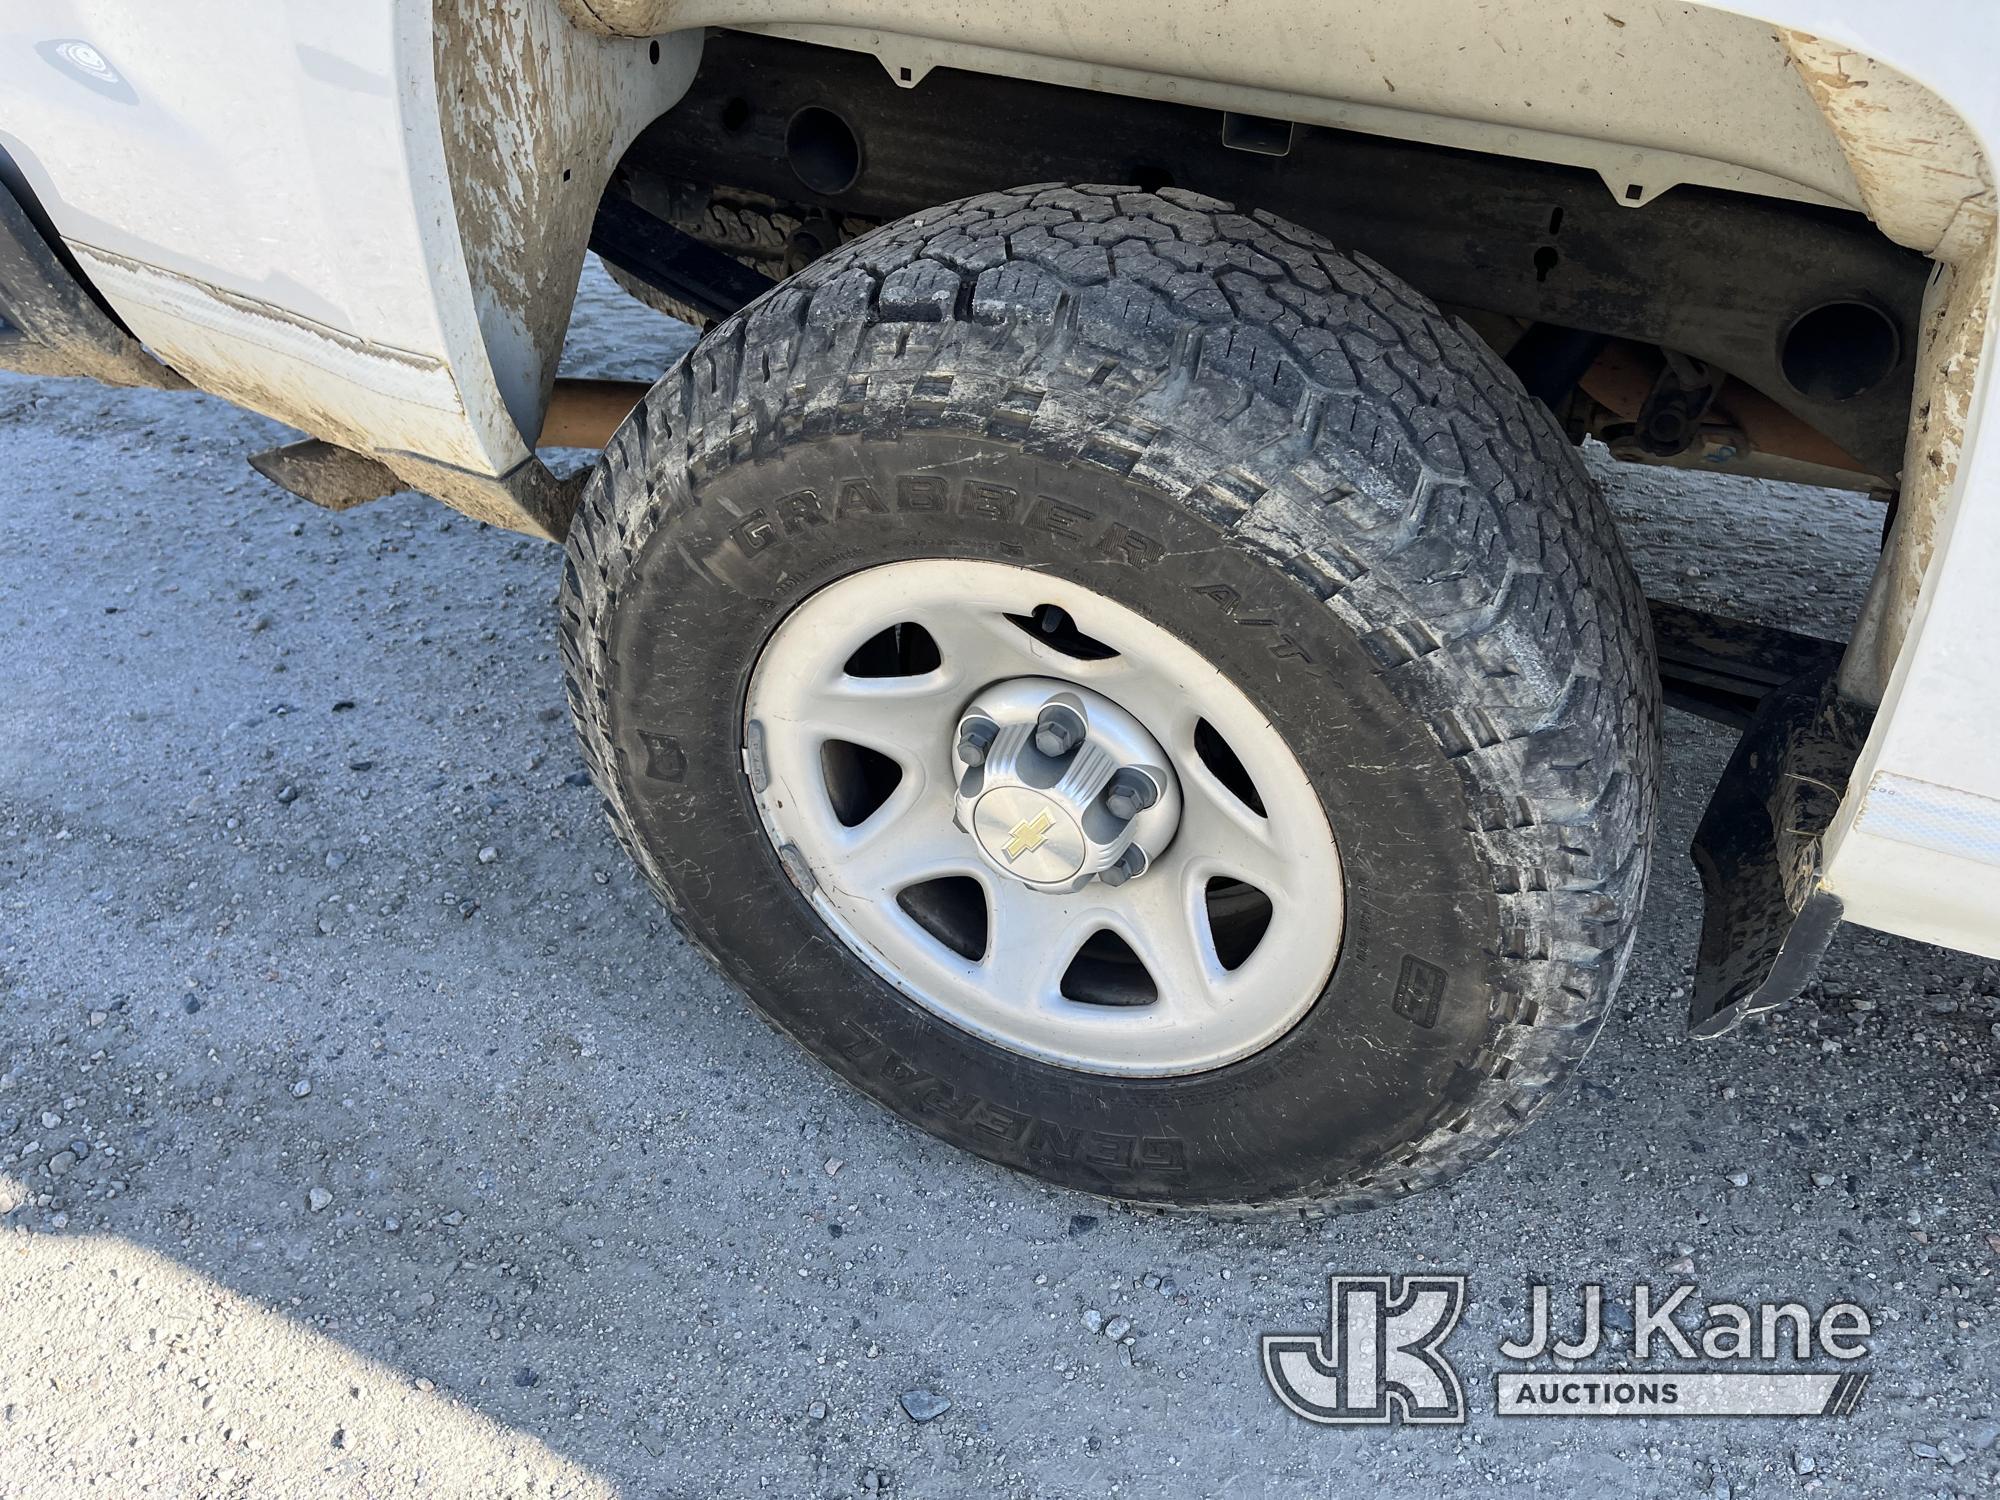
[560,184,1659,1213]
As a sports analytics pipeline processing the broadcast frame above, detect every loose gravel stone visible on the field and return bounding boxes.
[899,1390,950,1424]
[306,1188,332,1212]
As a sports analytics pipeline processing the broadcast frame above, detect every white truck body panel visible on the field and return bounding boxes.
[0,1,692,482]
[0,5,506,470]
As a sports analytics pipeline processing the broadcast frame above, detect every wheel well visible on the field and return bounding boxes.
[601,28,1929,481]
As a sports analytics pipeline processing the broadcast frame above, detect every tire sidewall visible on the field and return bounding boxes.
[604,428,1499,1206]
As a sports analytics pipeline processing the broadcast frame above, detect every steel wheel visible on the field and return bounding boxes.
[744,559,1343,1076]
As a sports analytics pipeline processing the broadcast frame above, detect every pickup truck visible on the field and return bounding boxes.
[1,1,1991,1213]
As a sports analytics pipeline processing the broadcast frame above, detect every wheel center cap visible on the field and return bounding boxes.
[952,677,1181,894]
[972,786,1086,883]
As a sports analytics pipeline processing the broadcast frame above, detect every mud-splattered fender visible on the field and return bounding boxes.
[0,2,698,537]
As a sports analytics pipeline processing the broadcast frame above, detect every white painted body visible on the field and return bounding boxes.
[0,1,1993,957]
[0,6,506,468]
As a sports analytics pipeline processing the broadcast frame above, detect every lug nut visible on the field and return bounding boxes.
[1033,703,1085,759]
[1100,845,1148,887]
[956,716,998,766]
[1103,769,1159,821]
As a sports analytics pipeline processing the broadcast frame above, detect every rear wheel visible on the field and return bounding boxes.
[561,184,1658,1212]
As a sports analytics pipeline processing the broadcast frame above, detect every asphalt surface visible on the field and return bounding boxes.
[0,261,1995,1498]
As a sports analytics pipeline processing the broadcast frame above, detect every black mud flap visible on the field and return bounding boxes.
[1688,662,1874,1037]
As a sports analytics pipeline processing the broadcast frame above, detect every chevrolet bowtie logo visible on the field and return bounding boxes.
[1002,809,1056,862]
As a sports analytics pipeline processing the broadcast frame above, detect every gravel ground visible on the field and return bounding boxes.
[0,261,1995,1498]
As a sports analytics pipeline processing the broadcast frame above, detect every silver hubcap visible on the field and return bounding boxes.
[743,559,1344,1076]
[954,677,1182,893]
